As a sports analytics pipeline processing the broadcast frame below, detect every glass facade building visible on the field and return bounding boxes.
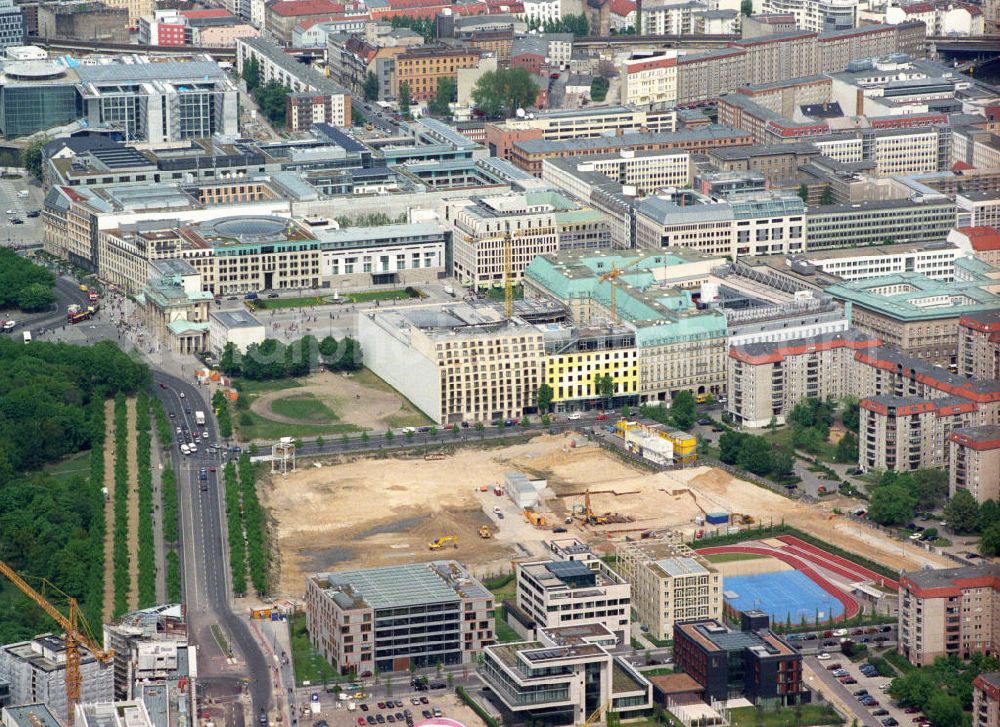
[0,84,81,138]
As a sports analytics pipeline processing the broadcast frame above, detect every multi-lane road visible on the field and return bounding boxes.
[152,369,271,723]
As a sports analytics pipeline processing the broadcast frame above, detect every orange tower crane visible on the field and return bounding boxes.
[0,560,114,727]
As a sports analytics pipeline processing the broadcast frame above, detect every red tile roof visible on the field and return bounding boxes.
[610,0,635,16]
[953,160,975,171]
[958,226,1000,252]
[902,2,934,12]
[270,0,344,17]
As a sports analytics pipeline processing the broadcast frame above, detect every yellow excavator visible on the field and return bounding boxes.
[478,526,492,539]
[428,536,458,550]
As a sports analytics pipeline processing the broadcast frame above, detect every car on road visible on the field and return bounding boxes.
[840,677,857,684]
[882,719,898,726]
[267,293,280,299]
[419,698,429,705]
[386,717,394,723]
[358,719,366,725]
[596,413,608,421]
[359,705,368,712]
[568,412,582,420]
[10,218,22,224]
[432,709,442,718]
[826,663,842,670]
[366,718,375,725]
[817,653,831,660]
[421,712,431,720]
[904,709,920,714]
[410,699,420,706]
[873,710,889,717]
[697,418,712,425]
[26,210,39,218]
[377,703,385,710]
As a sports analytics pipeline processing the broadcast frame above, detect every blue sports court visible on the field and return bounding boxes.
[722,570,845,625]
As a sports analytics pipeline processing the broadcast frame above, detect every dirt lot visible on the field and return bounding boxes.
[266,435,953,598]
[250,370,429,430]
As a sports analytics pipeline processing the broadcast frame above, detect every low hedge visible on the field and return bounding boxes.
[456,686,497,727]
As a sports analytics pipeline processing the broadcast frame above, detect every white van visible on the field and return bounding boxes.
[180,443,190,455]
[567,412,582,420]
[17,190,28,199]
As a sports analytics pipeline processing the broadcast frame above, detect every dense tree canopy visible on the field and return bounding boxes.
[252,80,290,127]
[0,338,147,643]
[868,483,917,526]
[472,68,539,118]
[0,250,55,312]
[222,334,362,380]
[669,390,696,429]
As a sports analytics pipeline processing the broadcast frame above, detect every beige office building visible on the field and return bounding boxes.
[620,52,678,109]
[357,304,545,425]
[615,534,722,642]
[898,566,1000,666]
[950,426,1000,504]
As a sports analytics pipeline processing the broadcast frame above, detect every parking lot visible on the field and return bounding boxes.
[303,688,482,727]
[0,177,43,248]
[806,653,922,727]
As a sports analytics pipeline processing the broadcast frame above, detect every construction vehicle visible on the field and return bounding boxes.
[524,510,546,527]
[428,536,458,550]
[478,526,492,539]
[576,490,634,526]
[0,559,113,726]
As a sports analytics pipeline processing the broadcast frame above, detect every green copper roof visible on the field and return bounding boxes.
[825,257,1000,321]
[525,248,727,346]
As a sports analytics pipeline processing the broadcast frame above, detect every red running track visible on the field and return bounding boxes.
[776,535,899,591]
[696,545,861,621]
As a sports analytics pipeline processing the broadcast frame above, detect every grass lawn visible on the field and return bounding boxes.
[495,607,522,643]
[344,289,419,303]
[728,705,841,727]
[761,426,838,463]
[237,410,360,441]
[482,573,516,602]
[43,449,92,482]
[252,296,326,310]
[351,368,433,427]
[290,612,341,686]
[702,552,766,563]
[270,393,340,424]
[884,650,916,674]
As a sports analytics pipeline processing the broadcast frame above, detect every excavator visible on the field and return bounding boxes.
[428,536,458,550]
[478,526,492,539]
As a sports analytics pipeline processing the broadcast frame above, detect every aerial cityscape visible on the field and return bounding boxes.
[1,3,1000,727]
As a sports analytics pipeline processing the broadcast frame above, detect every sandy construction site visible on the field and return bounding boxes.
[264,433,953,597]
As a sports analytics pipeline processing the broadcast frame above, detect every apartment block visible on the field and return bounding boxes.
[235,37,351,127]
[950,426,1000,504]
[445,191,610,289]
[673,619,803,706]
[357,304,545,425]
[615,535,722,642]
[478,624,652,726]
[762,0,857,32]
[676,48,746,107]
[727,330,880,428]
[949,227,1000,268]
[0,635,114,722]
[635,191,806,259]
[973,673,1000,727]
[515,553,632,643]
[733,31,817,87]
[305,561,494,675]
[859,395,979,473]
[898,565,1000,666]
[620,52,678,109]
[542,324,640,409]
[959,311,1000,381]
[393,45,482,101]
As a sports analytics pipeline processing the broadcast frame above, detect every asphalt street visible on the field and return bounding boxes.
[152,369,272,719]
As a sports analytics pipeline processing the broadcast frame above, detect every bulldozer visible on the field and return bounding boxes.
[428,536,458,550]
[478,526,492,539]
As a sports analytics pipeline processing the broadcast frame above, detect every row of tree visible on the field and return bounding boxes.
[239,454,269,596]
[212,389,233,438]
[223,460,248,596]
[524,13,589,35]
[0,250,55,312]
[136,392,156,608]
[219,335,363,381]
[113,393,130,616]
[166,551,182,603]
[242,56,290,127]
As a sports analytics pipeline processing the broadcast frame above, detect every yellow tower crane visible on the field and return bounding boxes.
[597,257,644,322]
[0,560,114,727]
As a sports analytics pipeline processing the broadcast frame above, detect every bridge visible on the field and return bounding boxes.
[928,35,1000,57]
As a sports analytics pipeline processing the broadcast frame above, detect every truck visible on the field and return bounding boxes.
[22,331,31,344]
[195,411,206,426]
